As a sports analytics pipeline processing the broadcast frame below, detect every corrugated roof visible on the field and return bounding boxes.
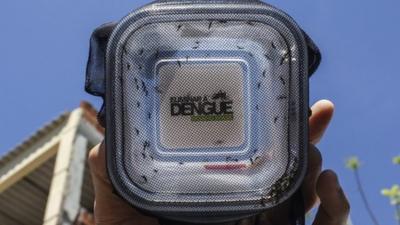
[0,148,96,225]
[0,112,70,168]
[0,101,101,225]
[0,156,56,225]
[0,101,104,168]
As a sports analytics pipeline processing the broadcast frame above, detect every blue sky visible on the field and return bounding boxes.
[0,0,399,224]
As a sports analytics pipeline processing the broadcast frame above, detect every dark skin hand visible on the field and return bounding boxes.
[88,100,350,225]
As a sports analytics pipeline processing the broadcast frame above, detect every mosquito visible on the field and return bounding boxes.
[225,156,238,162]
[208,21,213,29]
[277,95,287,100]
[193,41,200,49]
[141,175,148,183]
[143,141,150,151]
[138,48,144,56]
[215,140,224,145]
[279,76,286,85]
[264,53,272,61]
[141,80,146,92]
[247,21,255,26]
[177,24,183,31]
[271,41,277,49]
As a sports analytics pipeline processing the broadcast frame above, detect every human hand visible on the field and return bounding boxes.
[248,100,350,225]
[306,100,350,225]
[88,99,349,225]
[88,144,159,225]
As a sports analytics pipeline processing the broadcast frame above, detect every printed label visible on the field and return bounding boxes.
[157,60,246,150]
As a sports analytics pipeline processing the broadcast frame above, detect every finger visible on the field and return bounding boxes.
[88,142,158,225]
[302,144,322,211]
[88,142,109,184]
[88,142,137,221]
[309,99,335,144]
[259,201,291,225]
[312,170,350,225]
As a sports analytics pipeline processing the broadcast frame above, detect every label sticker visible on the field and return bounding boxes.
[157,60,246,150]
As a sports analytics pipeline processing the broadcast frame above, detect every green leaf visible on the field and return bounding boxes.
[393,155,400,165]
[381,185,400,205]
[346,157,361,170]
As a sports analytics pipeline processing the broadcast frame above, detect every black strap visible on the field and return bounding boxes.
[302,30,321,77]
[289,190,305,225]
[85,22,116,126]
[85,22,116,98]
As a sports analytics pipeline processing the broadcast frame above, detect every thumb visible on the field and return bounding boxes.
[312,170,350,225]
[88,142,158,225]
[309,100,334,144]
